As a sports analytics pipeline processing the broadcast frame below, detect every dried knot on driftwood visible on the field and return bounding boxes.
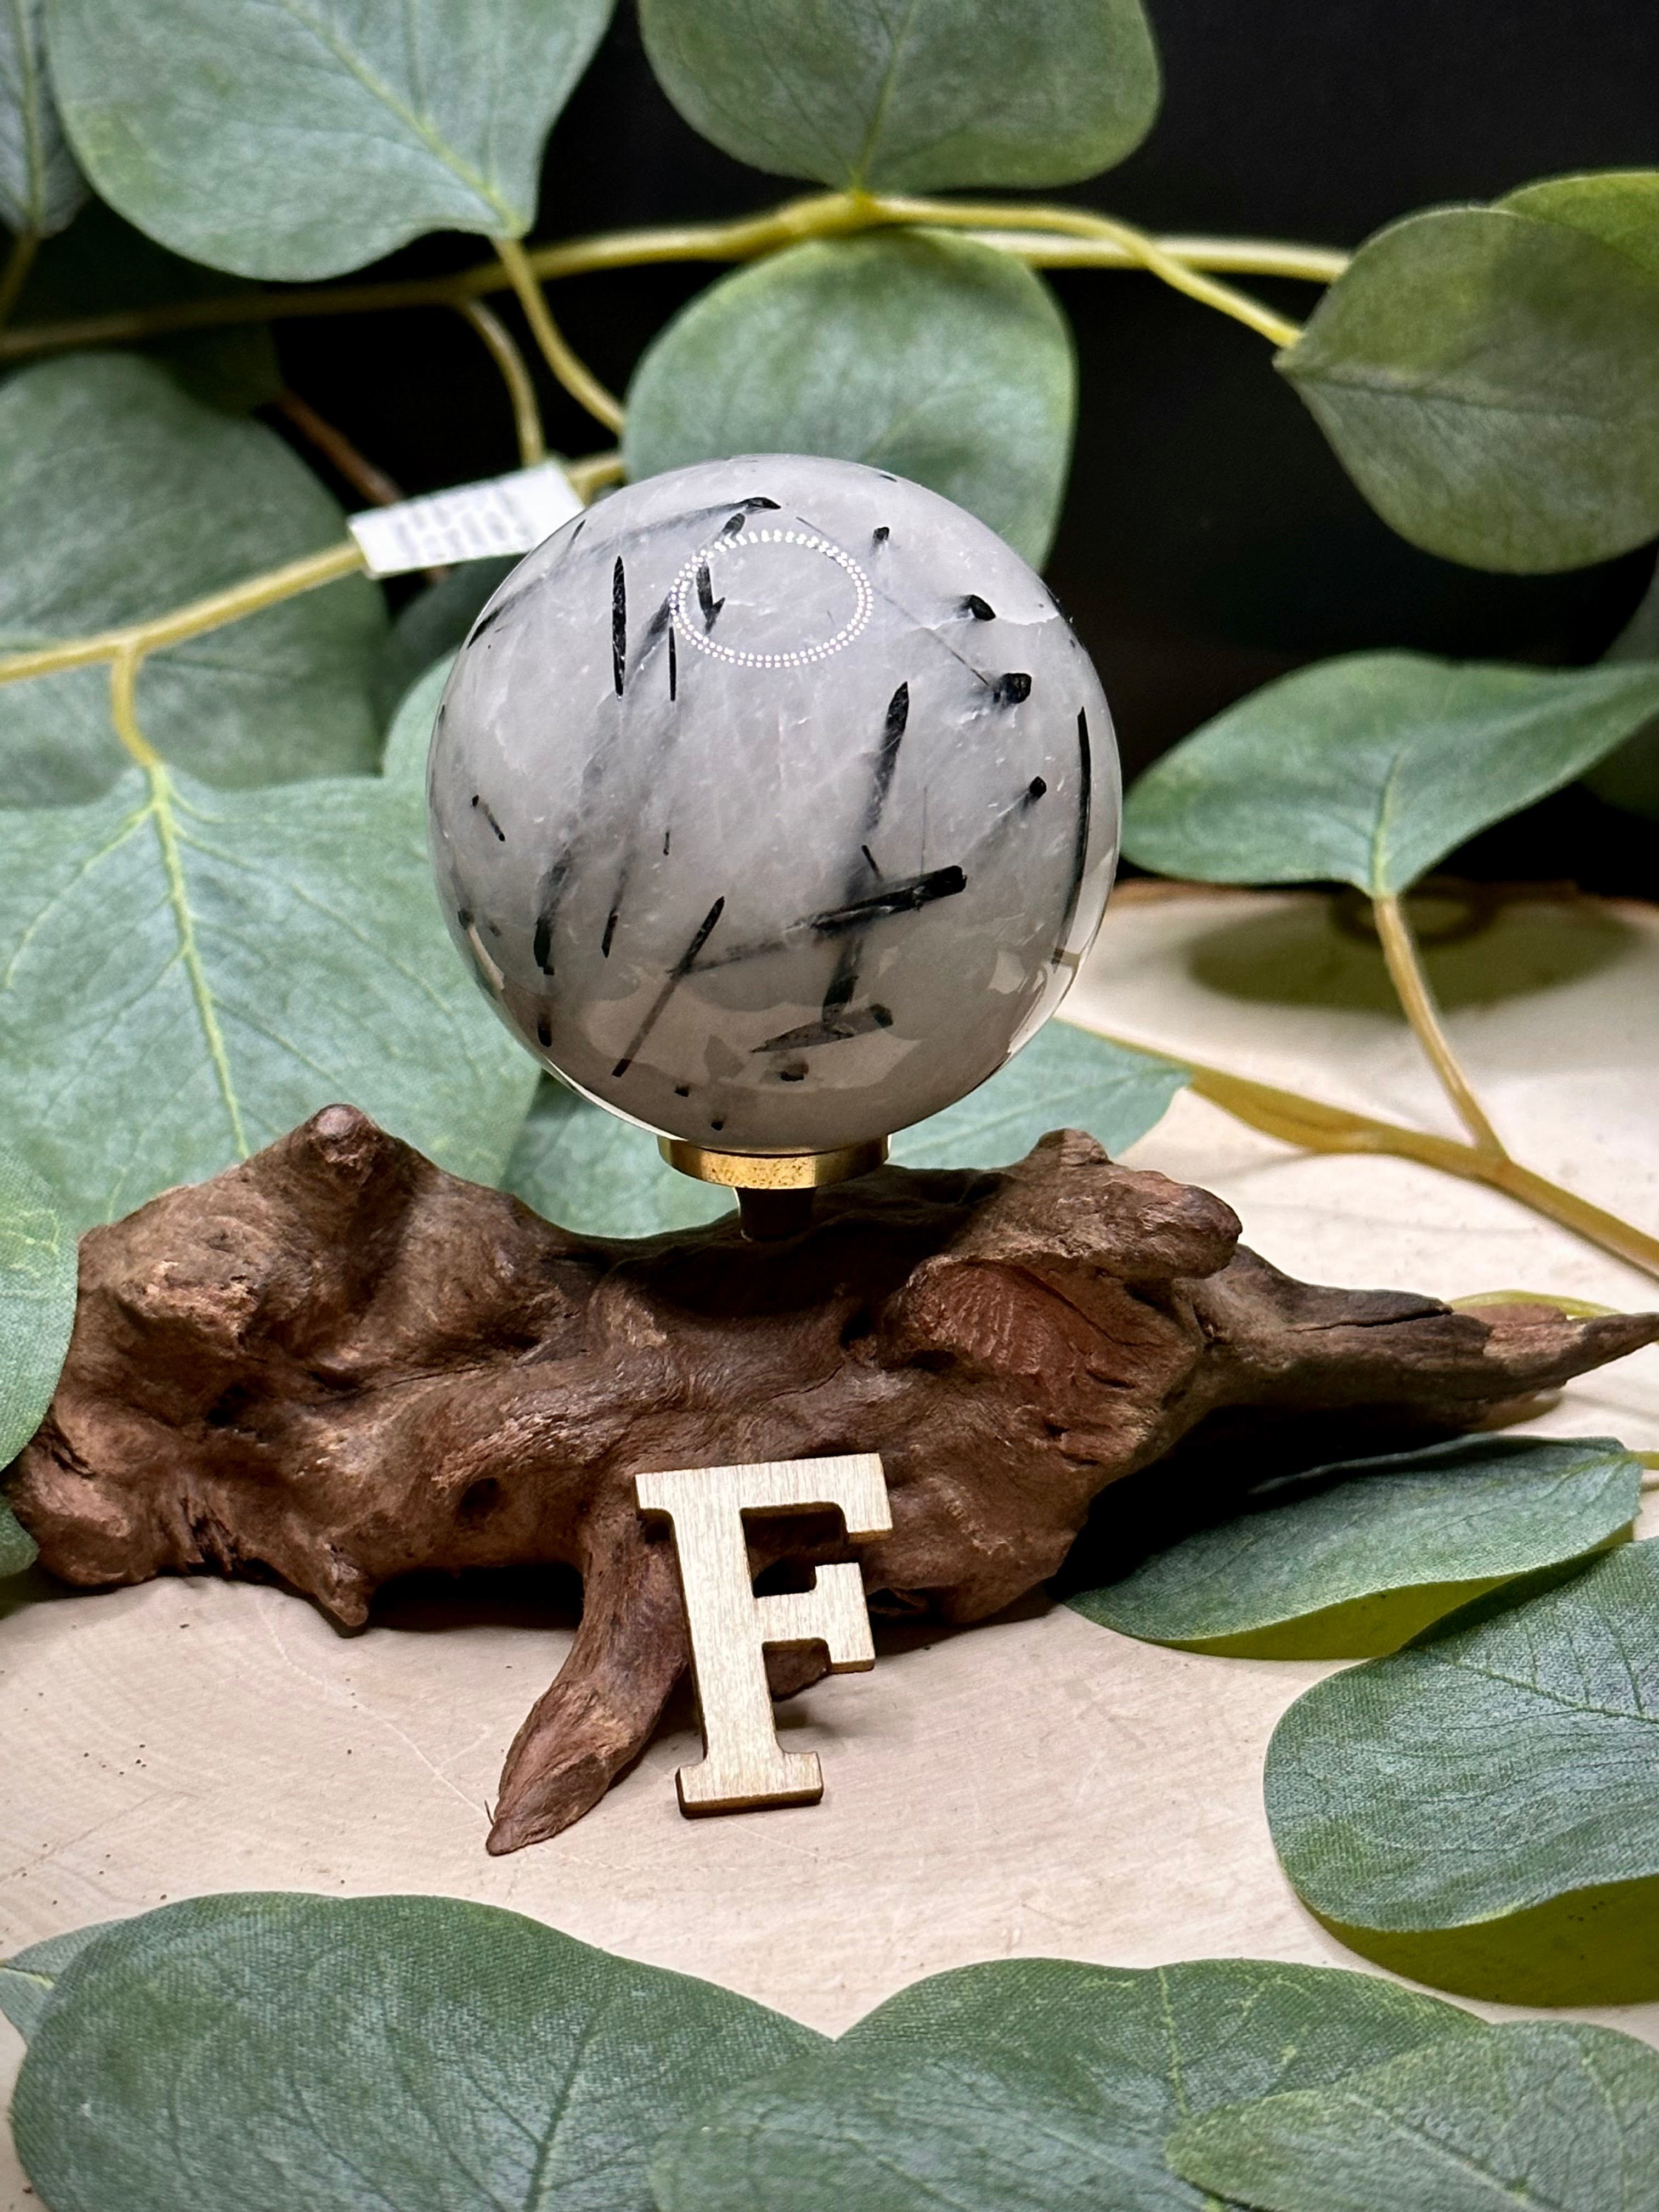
[9,1108,1654,1853]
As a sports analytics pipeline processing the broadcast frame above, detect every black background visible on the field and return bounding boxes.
[274,0,1659,890]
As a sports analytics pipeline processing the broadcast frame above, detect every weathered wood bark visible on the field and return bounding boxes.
[9,1106,1655,1854]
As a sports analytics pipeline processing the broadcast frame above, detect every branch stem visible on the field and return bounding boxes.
[564,449,624,499]
[952,229,1347,283]
[109,648,158,769]
[457,300,546,465]
[1373,892,1506,1155]
[0,444,620,686]
[1081,1034,1659,1283]
[493,235,623,433]
[0,539,367,686]
[270,388,403,506]
[0,195,1341,364]
[863,194,1305,345]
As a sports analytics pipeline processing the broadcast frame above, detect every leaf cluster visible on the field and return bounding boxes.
[1070,1436,1659,2005]
[0,1,1646,1285]
[0,0,1216,1257]
[4,1894,1656,2210]
[0,8,1656,2192]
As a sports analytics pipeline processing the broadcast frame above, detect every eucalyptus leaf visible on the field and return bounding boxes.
[1585,558,1659,821]
[1606,562,1659,664]
[371,555,517,725]
[43,0,617,280]
[1502,169,1659,281]
[1265,1540,1659,2003]
[505,1077,733,1237]
[638,0,1159,194]
[12,1892,822,2212]
[0,1497,32,1572]
[0,0,85,235]
[1121,650,1659,896]
[0,755,537,1229]
[1278,206,1659,572]
[1167,2022,1659,2212]
[0,1144,77,1514]
[651,1957,1483,2212]
[890,1018,1186,1169]
[504,1021,1183,1237]
[0,352,385,804]
[0,1921,114,2041]
[1068,1435,1641,1658]
[624,230,1076,568]
[380,652,450,791]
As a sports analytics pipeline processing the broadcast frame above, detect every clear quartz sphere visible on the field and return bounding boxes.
[427,454,1120,1155]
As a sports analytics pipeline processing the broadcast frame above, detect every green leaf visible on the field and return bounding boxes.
[0,1497,33,1573]
[1121,650,1659,896]
[1502,169,1659,281]
[624,230,1076,568]
[0,0,86,235]
[505,1076,733,1237]
[371,555,516,726]
[0,1144,76,1512]
[1264,1541,1659,2004]
[12,199,282,411]
[1278,205,1659,572]
[503,1023,1182,1238]
[1606,563,1659,665]
[13,1892,822,2211]
[1069,1436,1642,1658]
[638,0,1159,194]
[1167,2022,1659,2212]
[0,1922,114,2041]
[0,352,385,805]
[380,652,450,791]
[651,1957,1483,2212]
[1584,560,1659,821]
[890,1019,1186,1170]
[43,0,617,280]
[0,755,537,1229]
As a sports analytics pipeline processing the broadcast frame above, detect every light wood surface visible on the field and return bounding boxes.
[5,888,1659,2208]
[635,1454,891,1814]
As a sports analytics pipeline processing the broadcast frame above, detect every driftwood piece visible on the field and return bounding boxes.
[9,1105,1656,1854]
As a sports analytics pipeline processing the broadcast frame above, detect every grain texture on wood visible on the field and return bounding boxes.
[636,1454,890,1815]
[8,1107,1655,1854]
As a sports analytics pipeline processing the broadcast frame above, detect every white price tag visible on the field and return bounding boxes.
[348,461,583,577]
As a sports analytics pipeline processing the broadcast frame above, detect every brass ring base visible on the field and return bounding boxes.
[658,1137,889,1192]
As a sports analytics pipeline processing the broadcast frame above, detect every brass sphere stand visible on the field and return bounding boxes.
[659,1137,889,1240]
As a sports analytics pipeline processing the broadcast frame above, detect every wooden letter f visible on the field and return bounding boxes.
[635,1453,891,1815]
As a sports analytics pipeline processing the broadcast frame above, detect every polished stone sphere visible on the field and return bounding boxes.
[428,454,1119,1155]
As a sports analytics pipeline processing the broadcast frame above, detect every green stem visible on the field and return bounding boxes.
[565,450,624,499]
[456,300,546,466]
[957,229,1347,284]
[109,647,159,768]
[0,447,621,688]
[1373,892,1506,1155]
[1081,1026,1659,1286]
[0,196,1343,364]
[493,235,623,433]
[0,540,369,685]
[864,194,1305,346]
